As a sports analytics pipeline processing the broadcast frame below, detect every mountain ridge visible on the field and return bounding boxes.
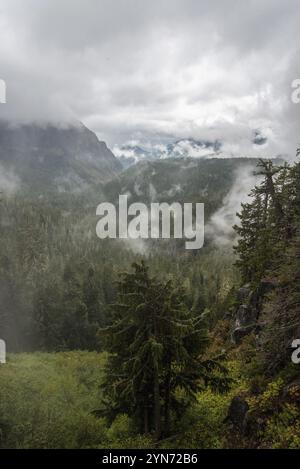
[0,120,122,193]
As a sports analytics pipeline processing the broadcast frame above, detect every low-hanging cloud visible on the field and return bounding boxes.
[0,164,20,194]
[207,165,260,246]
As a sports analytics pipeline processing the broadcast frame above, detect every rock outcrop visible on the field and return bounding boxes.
[225,395,249,431]
[232,279,276,344]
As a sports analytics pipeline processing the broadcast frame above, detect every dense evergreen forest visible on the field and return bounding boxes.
[0,156,299,449]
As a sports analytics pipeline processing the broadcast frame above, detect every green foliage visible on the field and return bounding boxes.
[234,159,300,371]
[106,414,135,441]
[0,352,234,449]
[100,261,230,439]
[0,189,236,352]
[245,378,300,449]
[0,352,107,448]
[172,390,230,448]
[2,156,299,449]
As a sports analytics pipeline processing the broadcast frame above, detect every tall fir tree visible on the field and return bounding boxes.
[100,261,230,439]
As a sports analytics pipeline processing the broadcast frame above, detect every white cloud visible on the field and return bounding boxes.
[0,0,299,156]
[207,166,261,245]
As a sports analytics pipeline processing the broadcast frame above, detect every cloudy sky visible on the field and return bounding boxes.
[0,0,299,157]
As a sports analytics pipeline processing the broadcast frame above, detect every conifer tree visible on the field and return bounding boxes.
[259,159,300,371]
[100,261,230,439]
[234,156,300,372]
[234,160,287,284]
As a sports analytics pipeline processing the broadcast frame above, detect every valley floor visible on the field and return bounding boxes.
[0,351,236,449]
[1,351,299,449]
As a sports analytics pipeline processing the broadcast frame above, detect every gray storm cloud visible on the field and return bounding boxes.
[0,0,299,154]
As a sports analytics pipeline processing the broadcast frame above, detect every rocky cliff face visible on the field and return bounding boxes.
[231,279,276,344]
[0,120,122,192]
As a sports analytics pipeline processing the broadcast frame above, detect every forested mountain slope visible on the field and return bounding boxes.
[0,120,122,192]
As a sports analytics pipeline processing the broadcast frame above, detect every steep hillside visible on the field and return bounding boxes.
[104,157,266,218]
[0,120,122,192]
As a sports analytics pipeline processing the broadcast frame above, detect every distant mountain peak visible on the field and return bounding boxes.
[113,138,223,168]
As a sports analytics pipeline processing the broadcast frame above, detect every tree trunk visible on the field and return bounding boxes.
[144,405,149,434]
[164,362,171,436]
[154,367,161,440]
